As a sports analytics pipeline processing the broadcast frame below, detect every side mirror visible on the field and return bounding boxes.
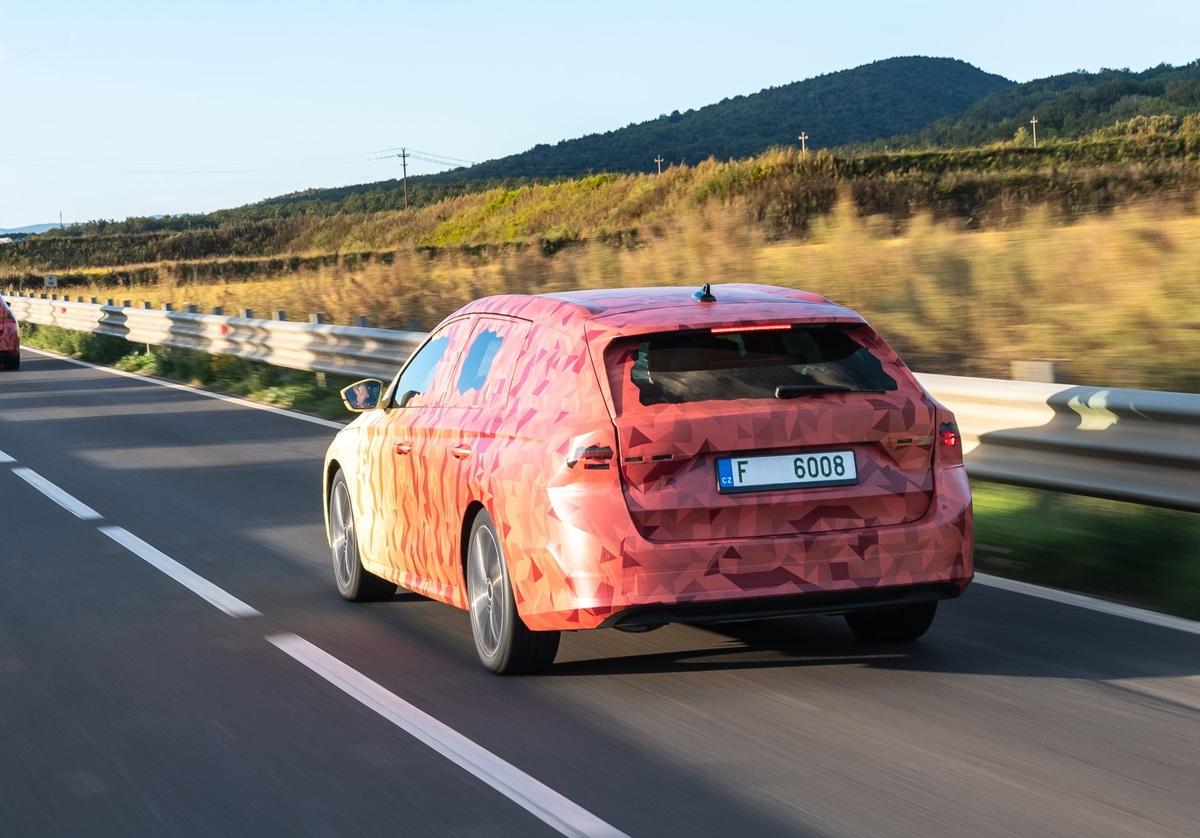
[396,389,421,408]
[340,378,384,412]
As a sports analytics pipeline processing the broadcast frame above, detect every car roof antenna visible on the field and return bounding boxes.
[693,282,716,302]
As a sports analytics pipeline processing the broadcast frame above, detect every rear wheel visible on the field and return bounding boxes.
[1,355,17,371]
[328,470,396,602]
[845,602,937,642]
[466,509,560,674]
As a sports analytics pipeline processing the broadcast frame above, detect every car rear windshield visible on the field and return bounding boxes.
[617,324,897,407]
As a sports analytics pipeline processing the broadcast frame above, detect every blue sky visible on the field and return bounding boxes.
[1,0,1196,227]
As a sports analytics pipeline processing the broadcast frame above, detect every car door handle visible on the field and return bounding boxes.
[394,442,412,456]
[450,444,472,459]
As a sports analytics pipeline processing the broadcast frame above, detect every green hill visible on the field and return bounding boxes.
[909,61,1200,146]
[443,56,1010,178]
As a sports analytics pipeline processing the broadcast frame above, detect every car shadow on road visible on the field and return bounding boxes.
[546,593,1200,682]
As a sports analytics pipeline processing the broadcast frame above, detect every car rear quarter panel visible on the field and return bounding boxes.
[480,317,626,625]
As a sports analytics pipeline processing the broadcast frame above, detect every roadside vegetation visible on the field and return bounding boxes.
[17,323,351,419]
[9,195,1199,392]
[973,482,1200,621]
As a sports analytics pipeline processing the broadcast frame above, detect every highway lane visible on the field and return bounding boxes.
[2,348,1198,837]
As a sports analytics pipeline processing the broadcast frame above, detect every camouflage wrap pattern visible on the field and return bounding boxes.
[324,285,973,631]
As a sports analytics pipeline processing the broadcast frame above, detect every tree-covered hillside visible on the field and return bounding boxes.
[442,56,1010,178]
[909,61,1200,146]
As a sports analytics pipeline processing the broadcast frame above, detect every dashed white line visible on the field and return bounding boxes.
[0,449,14,463]
[975,573,1200,636]
[99,526,261,618]
[11,467,103,520]
[266,633,628,838]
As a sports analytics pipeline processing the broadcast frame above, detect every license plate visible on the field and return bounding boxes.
[716,450,858,493]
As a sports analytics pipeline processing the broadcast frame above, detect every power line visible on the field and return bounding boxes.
[0,143,476,177]
[0,157,379,176]
[372,146,475,165]
[368,151,467,168]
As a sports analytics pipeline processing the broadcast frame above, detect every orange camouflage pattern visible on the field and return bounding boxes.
[324,284,973,631]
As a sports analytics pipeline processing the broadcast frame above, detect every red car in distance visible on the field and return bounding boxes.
[0,298,19,370]
[324,284,973,674]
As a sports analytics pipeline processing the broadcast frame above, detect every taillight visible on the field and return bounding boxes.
[567,445,614,470]
[940,425,958,448]
[937,420,963,466]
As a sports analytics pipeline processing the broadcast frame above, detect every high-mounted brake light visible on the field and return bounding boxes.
[710,324,792,335]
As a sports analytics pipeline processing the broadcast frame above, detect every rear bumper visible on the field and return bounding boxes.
[601,581,963,630]
[517,466,973,631]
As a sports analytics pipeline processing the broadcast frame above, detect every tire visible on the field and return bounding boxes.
[845,601,937,642]
[328,470,397,602]
[466,509,560,674]
[1,356,17,371]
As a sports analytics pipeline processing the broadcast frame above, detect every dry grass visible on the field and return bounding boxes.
[24,198,1200,392]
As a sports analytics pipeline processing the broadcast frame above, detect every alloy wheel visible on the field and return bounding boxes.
[330,480,356,590]
[468,524,505,658]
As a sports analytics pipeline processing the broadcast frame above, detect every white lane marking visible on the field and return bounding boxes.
[975,573,1200,636]
[267,633,628,838]
[21,346,346,430]
[0,449,14,463]
[99,526,261,618]
[11,467,103,520]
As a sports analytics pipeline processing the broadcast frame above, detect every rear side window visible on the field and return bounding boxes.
[457,329,505,395]
[613,324,897,408]
[444,316,532,408]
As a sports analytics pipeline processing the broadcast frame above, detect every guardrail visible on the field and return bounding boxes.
[6,292,1199,512]
[4,293,423,380]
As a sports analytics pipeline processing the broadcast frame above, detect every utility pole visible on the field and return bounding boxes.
[1030,115,1038,148]
[798,132,809,155]
[654,155,664,175]
[399,148,410,209]
[59,211,63,230]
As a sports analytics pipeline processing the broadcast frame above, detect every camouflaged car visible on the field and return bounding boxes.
[323,284,974,673]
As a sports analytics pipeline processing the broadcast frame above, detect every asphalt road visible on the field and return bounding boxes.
[1,349,1198,837]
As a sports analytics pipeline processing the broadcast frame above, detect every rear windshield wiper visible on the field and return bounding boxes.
[774,384,858,398]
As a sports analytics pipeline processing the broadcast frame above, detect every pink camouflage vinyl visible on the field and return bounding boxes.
[0,299,19,358]
[324,284,973,631]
